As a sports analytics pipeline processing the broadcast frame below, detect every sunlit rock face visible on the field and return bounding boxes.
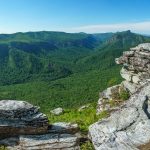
[116,43,150,86]
[90,43,150,150]
[97,43,150,114]
[90,82,150,150]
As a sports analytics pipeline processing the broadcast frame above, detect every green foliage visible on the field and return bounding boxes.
[0,146,7,150]
[0,30,148,150]
[0,67,121,112]
[0,30,149,86]
[48,103,109,133]
[0,32,99,85]
[80,141,94,150]
[108,88,130,108]
[119,89,130,101]
[107,78,118,87]
[0,30,149,112]
[109,99,118,107]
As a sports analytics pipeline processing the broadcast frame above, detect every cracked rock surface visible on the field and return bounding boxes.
[97,43,150,114]
[0,100,49,139]
[89,82,150,150]
[6,133,80,150]
[90,43,150,150]
[0,100,80,150]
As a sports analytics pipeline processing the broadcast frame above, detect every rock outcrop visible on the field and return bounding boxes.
[0,100,49,139]
[50,107,64,115]
[78,104,90,112]
[0,100,80,150]
[97,43,150,114]
[89,43,150,150]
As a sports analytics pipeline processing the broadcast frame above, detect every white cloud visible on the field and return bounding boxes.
[0,21,150,34]
[64,21,150,34]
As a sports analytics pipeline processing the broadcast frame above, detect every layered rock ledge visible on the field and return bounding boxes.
[0,100,49,139]
[89,43,150,150]
[0,100,80,150]
[97,43,150,114]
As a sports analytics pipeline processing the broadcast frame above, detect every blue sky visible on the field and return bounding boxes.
[0,0,150,34]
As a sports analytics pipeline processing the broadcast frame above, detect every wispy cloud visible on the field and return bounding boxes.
[1,21,150,34]
[64,21,150,34]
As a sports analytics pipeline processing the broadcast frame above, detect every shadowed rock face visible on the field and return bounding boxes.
[0,100,49,139]
[0,100,80,150]
[90,43,150,150]
[6,133,80,150]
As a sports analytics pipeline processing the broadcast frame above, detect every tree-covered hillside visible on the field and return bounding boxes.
[0,30,149,112]
[0,32,97,85]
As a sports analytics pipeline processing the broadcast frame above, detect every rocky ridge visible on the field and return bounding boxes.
[0,100,80,150]
[97,43,150,114]
[89,43,150,150]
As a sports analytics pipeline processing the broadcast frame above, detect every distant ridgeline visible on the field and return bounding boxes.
[0,30,149,85]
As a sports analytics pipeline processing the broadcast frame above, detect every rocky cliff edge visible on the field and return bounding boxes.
[89,43,150,150]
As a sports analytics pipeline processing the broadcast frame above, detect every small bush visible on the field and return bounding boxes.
[109,99,117,107]
[119,89,130,101]
[107,78,118,87]
[0,146,7,150]
[80,141,94,150]
[107,88,130,109]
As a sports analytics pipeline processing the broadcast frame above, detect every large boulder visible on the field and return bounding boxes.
[0,100,49,139]
[91,43,150,149]
[121,80,140,94]
[97,43,150,114]
[50,107,64,115]
[120,67,133,82]
[89,82,150,150]
[0,100,80,150]
[5,122,80,150]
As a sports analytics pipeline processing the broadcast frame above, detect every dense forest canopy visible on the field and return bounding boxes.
[0,30,149,112]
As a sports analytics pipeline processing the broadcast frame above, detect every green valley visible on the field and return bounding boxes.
[0,30,149,112]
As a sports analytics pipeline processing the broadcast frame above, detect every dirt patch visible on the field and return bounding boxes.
[138,141,150,150]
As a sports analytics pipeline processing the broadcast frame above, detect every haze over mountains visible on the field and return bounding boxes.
[0,30,150,111]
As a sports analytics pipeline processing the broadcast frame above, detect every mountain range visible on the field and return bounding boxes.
[0,30,150,111]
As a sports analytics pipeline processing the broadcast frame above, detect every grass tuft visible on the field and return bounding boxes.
[47,103,109,133]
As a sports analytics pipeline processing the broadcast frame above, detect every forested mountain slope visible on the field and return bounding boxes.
[0,30,150,111]
[0,31,103,85]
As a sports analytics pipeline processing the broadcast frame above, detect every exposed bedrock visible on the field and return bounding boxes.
[97,43,150,114]
[0,100,49,139]
[0,100,80,150]
[90,82,150,150]
[90,43,150,150]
